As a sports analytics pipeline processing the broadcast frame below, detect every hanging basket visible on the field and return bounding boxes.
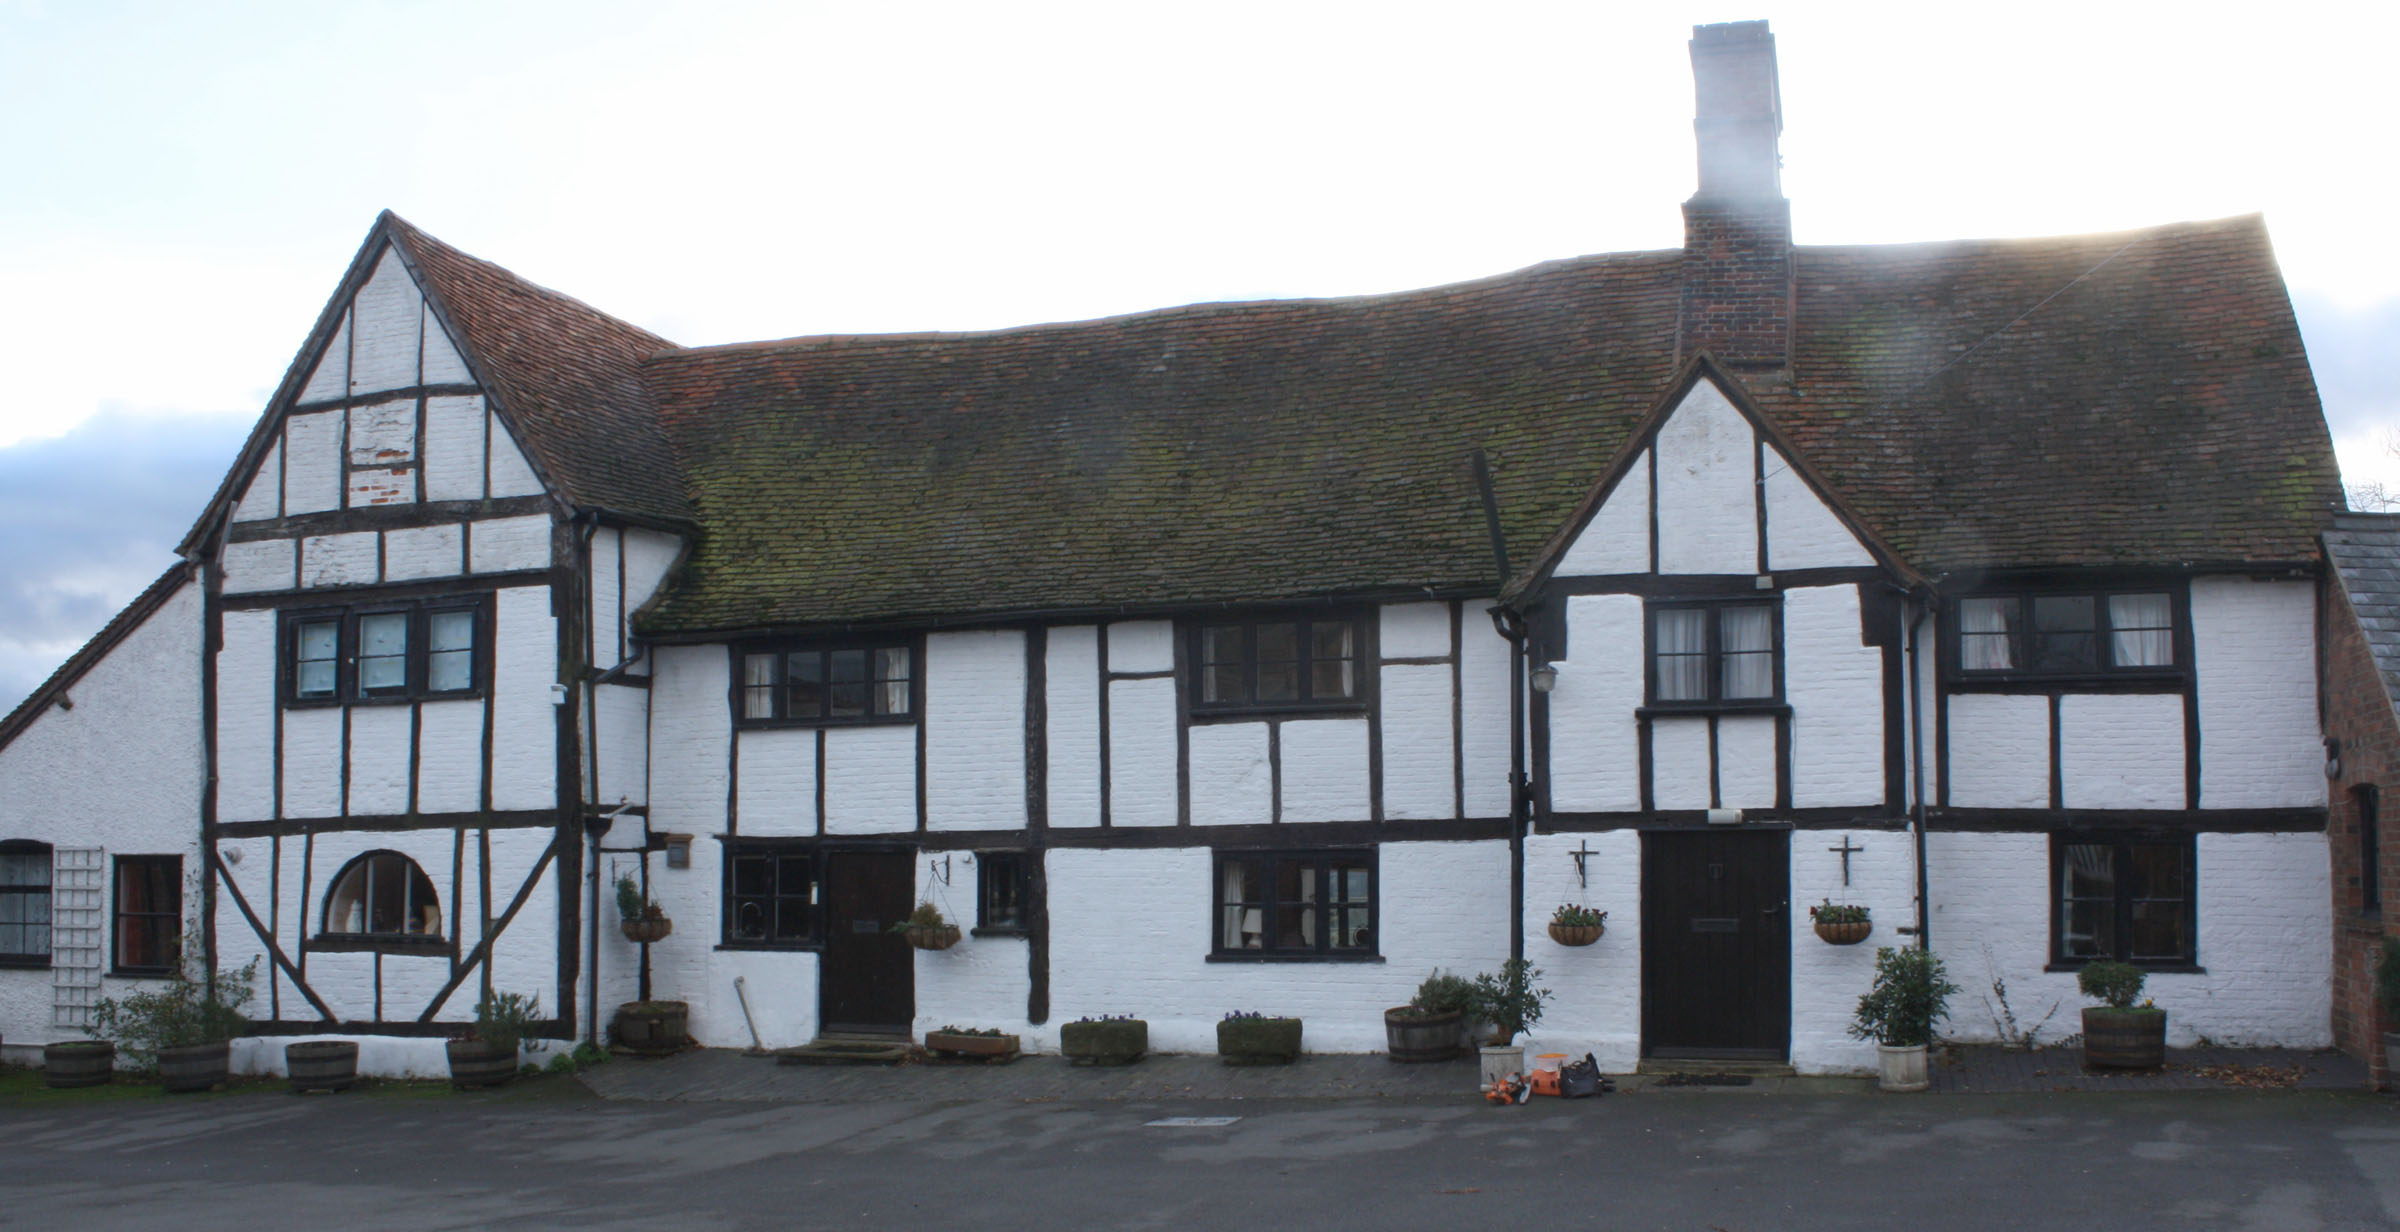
[1547,922,1604,947]
[1814,920,1873,946]
[621,911,673,944]
[905,924,962,951]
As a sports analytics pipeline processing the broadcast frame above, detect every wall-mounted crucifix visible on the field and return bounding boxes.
[1828,834,1863,886]
[1570,840,1595,890]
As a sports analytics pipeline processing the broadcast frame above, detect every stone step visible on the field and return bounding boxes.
[1635,1058,1798,1080]
[775,1036,913,1066]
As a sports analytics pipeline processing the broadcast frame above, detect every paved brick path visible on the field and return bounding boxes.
[580,1043,2374,1103]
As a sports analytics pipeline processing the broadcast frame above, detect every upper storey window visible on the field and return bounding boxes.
[738,643,914,725]
[285,600,483,704]
[1190,615,1364,714]
[1955,590,2175,679]
[1647,601,1779,708]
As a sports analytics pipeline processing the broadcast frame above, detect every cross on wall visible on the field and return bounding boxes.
[1828,834,1863,887]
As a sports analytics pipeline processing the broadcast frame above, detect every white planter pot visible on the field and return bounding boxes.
[1478,1044,1526,1093]
[1877,1043,1929,1093]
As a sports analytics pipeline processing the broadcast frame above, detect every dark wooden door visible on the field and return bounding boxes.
[1641,829,1790,1060]
[820,849,914,1036]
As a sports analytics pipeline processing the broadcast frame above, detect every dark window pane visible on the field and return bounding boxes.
[2062,899,2112,957]
[1201,626,1243,666]
[1205,664,1243,705]
[775,897,812,941]
[828,650,868,717]
[777,855,813,897]
[2129,902,2187,961]
[733,855,771,898]
[2030,595,2097,671]
[1274,905,1312,949]
[1256,661,1298,701]
[788,653,825,717]
[1256,623,1298,663]
[732,898,768,941]
[1311,656,1354,700]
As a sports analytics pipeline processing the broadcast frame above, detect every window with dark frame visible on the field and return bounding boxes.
[112,854,181,976]
[977,851,1029,934]
[1647,601,1778,706]
[0,841,52,968]
[284,599,485,704]
[318,851,443,941]
[2052,834,2195,967]
[738,644,914,725]
[726,845,816,946]
[2358,785,2382,916]
[1213,850,1374,959]
[1957,590,2176,678]
[1191,616,1363,713]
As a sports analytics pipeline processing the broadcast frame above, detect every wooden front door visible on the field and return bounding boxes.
[820,849,915,1036]
[1641,828,1790,1060]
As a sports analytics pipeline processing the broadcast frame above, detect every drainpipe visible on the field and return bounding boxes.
[1472,450,1526,966]
[1906,591,1933,950]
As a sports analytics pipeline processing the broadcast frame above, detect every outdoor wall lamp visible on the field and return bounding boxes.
[1530,662,1560,692]
[2325,737,2343,780]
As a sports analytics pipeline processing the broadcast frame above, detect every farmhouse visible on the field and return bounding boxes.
[0,21,2352,1077]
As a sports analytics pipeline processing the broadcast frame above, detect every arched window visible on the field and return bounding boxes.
[321,852,441,940]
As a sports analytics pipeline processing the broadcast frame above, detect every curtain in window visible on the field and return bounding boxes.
[2109,593,2172,667]
[1221,860,1261,949]
[1719,606,1773,699]
[1654,610,1707,700]
[0,849,50,959]
[743,654,777,719]
[1959,598,2014,670]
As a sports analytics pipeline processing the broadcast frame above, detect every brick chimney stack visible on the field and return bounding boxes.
[1678,20,1793,370]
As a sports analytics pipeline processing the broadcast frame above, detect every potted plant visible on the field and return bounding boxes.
[1468,960,1553,1092]
[42,1040,116,1089]
[1384,969,1474,1063]
[1848,945,1958,1092]
[1548,904,1607,946]
[448,991,538,1088]
[88,953,258,1093]
[894,901,961,951]
[2378,938,2400,1090]
[1059,1014,1146,1065]
[2078,960,2166,1070]
[924,1025,1021,1061]
[617,872,672,944]
[1810,899,1873,945]
[609,1000,690,1056]
[1217,1011,1304,1066]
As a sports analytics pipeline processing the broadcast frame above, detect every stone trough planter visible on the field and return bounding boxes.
[1217,1016,1303,1066]
[1060,1018,1146,1066]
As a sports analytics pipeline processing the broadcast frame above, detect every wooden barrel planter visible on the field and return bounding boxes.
[1217,1017,1303,1066]
[1548,922,1604,947]
[2082,1008,2167,1070]
[620,913,673,944]
[1060,1018,1147,1066]
[157,1041,232,1093]
[1814,920,1873,946]
[1383,1007,1463,1063]
[286,1040,358,1093]
[610,1001,691,1056]
[446,1039,517,1089]
[905,924,962,951]
[43,1040,115,1089]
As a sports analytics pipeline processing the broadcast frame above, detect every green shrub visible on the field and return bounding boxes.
[2077,961,2147,1011]
[1411,969,1477,1015]
[1849,946,1959,1047]
[614,873,644,921]
[90,952,258,1067]
[1468,960,1552,1042]
[470,991,540,1054]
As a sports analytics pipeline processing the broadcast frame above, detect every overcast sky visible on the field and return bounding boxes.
[3,1,2395,710]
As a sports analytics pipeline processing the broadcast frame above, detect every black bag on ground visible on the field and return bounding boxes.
[1559,1052,1607,1098]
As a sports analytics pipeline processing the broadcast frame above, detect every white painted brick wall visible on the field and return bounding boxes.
[415,699,483,813]
[348,247,423,396]
[1946,693,2049,807]
[1787,829,1916,1073]
[1555,448,1650,576]
[1650,717,1712,809]
[469,514,553,574]
[1764,447,1873,569]
[593,681,649,808]
[1106,620,1174,673]
[382,523,463,582]
[345,704,411,814]
[1379,602,1450,659]
[421,306,474,385]
[421,395,487,503]
[1461,608,1516,819]
[297,310,349,404]
[347,398,415,467]
[482,827,561,1013]
[1188,722,1270,826]
[1786,584,1884,806]
[588,530,621,667]
[822,725,917,833]
[220,538,296,594]
[926,630,1027,830]
[2193,577,2321,808]
[1716,715,1777,807]
[233,439,281,523]
[487,413,545,497]
[215,608,277,822]
[487,586,558,812]
[0,581,203,1047]
[1379,662,1455,820]
[1654,381,1757,575]
[1547,593,1642,812]
[646,646,730,843]
[1519,831,1643,1068]
[1045,626,1102,827]
[736,728,818,837]
[1106,677,1178,827]
[2060,693,2184,808]
[1278,718,1369,822]
[281,707,342,818]
[282,410,341,515]
[910,850,1033,1038]
[300,531,378,588]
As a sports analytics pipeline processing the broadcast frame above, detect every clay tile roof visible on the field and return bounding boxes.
[2327,512,2400,716]
[631,214,2337,635]
[382,213,693,527]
